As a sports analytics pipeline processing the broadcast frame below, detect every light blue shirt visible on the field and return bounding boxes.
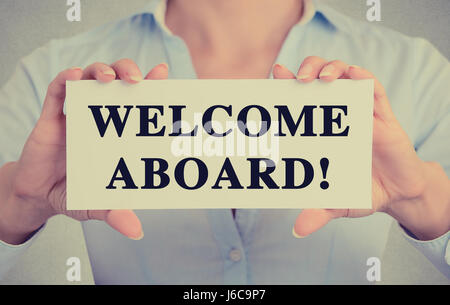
[0,0,449,283]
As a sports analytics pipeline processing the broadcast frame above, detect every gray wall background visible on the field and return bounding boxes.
[0,0,449,285]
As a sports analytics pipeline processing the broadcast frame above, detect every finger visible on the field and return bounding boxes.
[82,62,116,82]
[318,60,349,82]
[110,58,143,83]
[346,66,386,99]
[145,63,169,80]
[272,63,296,79]
[346,66,394,121]
[87,209,143,240]
[41,67,83,120]
[296,56,328,83]
[293,209,348,238]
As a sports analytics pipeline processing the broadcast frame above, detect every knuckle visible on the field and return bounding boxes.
[11,178,31,199]
[303,56,325,64]
[329,60,346,68]
[48,182,67,214]
[46,81,59,97]
[115,58,136,67]
[55,70,68,82]
[68,210,90,221]
[429,161,444,171]
[90,62,106,71]
[46,82,54,94]
[374,81,387,96]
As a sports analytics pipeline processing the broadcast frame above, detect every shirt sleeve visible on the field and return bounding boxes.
[408,38,450,279]
[0,224,46,280]
[0,42,55,279]
[399,223,450,279]
[0,42,55,164]
[411,38,450,175]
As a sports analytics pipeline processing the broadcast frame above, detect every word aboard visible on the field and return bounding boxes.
[66,79,374,210]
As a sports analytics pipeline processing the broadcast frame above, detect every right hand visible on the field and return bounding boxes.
[0,59,169,244]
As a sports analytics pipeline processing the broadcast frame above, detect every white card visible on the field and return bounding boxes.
[66,79,373,210]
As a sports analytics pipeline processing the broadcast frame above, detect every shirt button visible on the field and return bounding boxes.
[229,249,242,262]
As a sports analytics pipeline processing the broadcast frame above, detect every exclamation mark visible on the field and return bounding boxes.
[320,158,329,190]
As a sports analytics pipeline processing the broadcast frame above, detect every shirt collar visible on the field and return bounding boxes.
[311,0,352,31]
[135,0,342,34]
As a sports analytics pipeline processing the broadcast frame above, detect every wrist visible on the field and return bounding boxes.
[387,161,450,241]
[0,162,53,244]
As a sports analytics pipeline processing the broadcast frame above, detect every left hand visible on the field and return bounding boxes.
[273,56,450,241]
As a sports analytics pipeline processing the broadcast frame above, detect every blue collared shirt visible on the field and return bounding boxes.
[0,0,449,283]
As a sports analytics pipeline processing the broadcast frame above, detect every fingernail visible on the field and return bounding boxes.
[319,65,335,78]
[272,64,288,77]
[348,65,361,71]
[272,63,279,73]
[296,64,313,80]
[159,62,169,69]
[292,227,305,239]
[129,74,143,82]
[101,67,116,77]
[129,231,144,241]
[272,63,285,71]
[70,66,82,71]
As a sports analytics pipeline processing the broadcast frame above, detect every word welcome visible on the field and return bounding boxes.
[88,104,350,138]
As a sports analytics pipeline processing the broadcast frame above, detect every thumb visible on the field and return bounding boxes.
[145,63,169,80]
[87,209,143,240]
[346,66,395,122]
[293,209,348,238]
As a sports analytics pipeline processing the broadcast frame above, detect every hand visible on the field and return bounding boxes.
[273,57,450,241]
[0,59,169,245]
